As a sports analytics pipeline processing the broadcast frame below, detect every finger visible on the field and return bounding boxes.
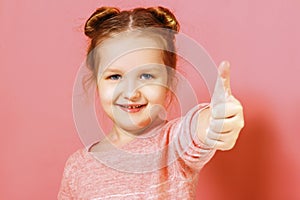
[211,61,232,106]
[211,101,242,119]
[206,131,239,150]
[209,117,236,133]
[207,129,237,142]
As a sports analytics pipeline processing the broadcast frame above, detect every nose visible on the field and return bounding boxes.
[122,78,141,101]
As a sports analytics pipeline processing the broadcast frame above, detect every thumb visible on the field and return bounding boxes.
[211,60,232,106]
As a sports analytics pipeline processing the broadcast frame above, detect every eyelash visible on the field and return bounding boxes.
[140,73,154,80]
[106,74,154,81]
[106,74,122,80]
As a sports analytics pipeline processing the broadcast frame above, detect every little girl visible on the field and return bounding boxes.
[58,6,244,199]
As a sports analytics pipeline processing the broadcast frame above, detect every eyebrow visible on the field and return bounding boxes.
[102,68,122,74]
[103,65,164,73]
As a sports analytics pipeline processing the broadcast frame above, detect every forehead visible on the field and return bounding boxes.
[95,32,166,72]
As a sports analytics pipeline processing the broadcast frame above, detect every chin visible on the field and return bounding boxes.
[116,118,153,133]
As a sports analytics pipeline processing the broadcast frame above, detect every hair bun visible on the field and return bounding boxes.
[147,6,180,32]
[84,7,120,38]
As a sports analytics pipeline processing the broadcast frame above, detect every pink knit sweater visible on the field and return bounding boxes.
[58,104,216,199]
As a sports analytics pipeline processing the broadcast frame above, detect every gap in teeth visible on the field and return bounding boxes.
[127,105,141,109]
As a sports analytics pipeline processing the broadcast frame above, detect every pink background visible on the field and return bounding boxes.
[1,0,299,199]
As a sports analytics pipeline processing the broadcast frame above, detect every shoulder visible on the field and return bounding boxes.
[63,147,92,173]
[66,148,87,163]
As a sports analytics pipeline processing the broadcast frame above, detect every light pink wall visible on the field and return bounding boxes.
[1,0,299,199]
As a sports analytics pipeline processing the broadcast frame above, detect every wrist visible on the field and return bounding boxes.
[196,105,211,145]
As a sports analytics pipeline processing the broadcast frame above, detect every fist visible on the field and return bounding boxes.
[200,61,244,151]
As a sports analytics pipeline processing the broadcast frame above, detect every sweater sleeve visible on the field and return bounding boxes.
[169,103,217,171]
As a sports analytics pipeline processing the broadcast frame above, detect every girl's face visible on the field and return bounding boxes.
[96,33,169,134]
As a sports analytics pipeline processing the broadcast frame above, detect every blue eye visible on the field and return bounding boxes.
[140,73,154,80]
[107,74,122,80]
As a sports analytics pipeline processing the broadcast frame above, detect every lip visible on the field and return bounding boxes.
[116,103,147,113]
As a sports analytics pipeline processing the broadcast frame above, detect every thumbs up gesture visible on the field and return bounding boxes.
[198,61,244,151]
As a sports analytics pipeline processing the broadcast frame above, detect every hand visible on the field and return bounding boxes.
[198,61,244,151]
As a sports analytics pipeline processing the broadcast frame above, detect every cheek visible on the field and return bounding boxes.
[143,86,168,105]
[98,84,115,108]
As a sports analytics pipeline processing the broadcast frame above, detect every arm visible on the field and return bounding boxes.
[171,61,244,172]
[170,104,217,171]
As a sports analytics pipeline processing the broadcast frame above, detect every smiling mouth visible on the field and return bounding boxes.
[117,104,147,113]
